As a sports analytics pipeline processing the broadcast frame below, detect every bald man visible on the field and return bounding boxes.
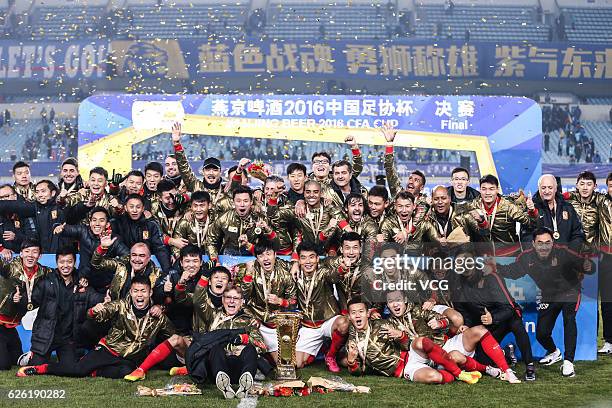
[528,174,585,252]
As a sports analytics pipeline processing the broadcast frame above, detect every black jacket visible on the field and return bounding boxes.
[0,213,26,252]
[452,271,521,328]
[111,213,171,272]
[30,269,104,355]
[186,328,246,385]
[496,245,593,301]
[528,192,585,252]
[447,185,480,206]
[329,176,366,206]
[0,197,68,253]
[60,224,129,286]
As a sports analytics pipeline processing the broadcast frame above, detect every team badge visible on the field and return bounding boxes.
[142,230,149,240]
[14,221,20,228]
[51,210,57,219]
[551,257,558,267]
[562,211,568,220]
[228,226,238,233]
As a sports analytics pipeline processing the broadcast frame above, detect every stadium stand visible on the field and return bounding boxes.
[115,3,249,40]
[414,4,550,42]
[30,6,106,40]
[561,7,612,44]
[586,97,612,105]
[263,2,390,40]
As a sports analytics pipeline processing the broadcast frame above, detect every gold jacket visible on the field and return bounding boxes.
[418,207,487,243]
[172,216,210,258]
[387,303,448,346]
[206,209,277,259]
[14,183,35,202]
[235,258,297,325]
[464,196,537,247]
[91,299,175,359]
[384,151,430,223]
[150,200,183,242]
[0,259,51,326]
[91,250,163,301]
[565,191,606,246]
[294,265,341,327]
[598,194,612,253]
[173,142,236,218]
[347,318,409,377]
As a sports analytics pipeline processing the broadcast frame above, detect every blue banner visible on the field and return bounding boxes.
[0,40,110,80]
[1,39,610,81]
[110,39,612,81]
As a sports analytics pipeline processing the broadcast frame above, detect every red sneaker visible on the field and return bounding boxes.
[325,355,340,373]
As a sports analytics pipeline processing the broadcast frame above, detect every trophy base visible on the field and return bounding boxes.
[276,364,298,380]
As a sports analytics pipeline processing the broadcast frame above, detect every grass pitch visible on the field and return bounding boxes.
[1,357,611,408]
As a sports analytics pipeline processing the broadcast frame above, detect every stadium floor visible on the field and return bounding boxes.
[1,358,611,408]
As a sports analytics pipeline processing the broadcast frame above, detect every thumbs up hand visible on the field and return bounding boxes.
[13,285,22,303]
[481,307,493,325]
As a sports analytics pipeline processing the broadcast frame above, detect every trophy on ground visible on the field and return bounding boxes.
[273,311,302,380]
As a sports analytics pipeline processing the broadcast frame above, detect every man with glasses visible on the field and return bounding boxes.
[448,167,480,208]
[493,227,594,378]
[308,135,363,185]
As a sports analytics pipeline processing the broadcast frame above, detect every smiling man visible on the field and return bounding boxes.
[0,240,52,371]
[0,180,68,253]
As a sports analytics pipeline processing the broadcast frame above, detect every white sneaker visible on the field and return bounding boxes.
[216,371,235,399]
[539,348,562,365]
[500,369,521,384]
[598,342,612,354]
[561,360,575,377]
[235,372,254,399]
[485,365,502,379]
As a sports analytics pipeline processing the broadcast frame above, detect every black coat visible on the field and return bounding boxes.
[447,185,480,206]
[0,213,26,252]
[0,197,68,253]
[60,224,129,286]
[111,214,171,272]
[30,270,104,355]
[527,192,585,252]
[186,328,246,385]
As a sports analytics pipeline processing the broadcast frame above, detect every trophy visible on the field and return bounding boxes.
[273,311,302,380]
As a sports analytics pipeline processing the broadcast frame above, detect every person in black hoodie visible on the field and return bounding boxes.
[0,180,68,253]
[27,250,104,366]
[447,167,480,208]
[53,207,129,289]
[527,174,585,252]
[111,194,171,273]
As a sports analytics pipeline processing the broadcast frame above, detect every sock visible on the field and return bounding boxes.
[174,366,188,376]
[438,369,455,384]
[304,355,315,366]
[421,338,461,377]
[461,356,487,372]
[326,330,347,358]
[480,331,510,371]
[36,364,48,374]
[139,340,173,373]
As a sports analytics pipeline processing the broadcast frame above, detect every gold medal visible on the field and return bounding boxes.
[553,231,560,240]
[27,303,34,311]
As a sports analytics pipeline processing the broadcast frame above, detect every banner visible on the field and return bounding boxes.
[78,94,542,193]
[16,254,598,360]
[1,39,610,81]
[108,39,612,81]
[0,41,109,80]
